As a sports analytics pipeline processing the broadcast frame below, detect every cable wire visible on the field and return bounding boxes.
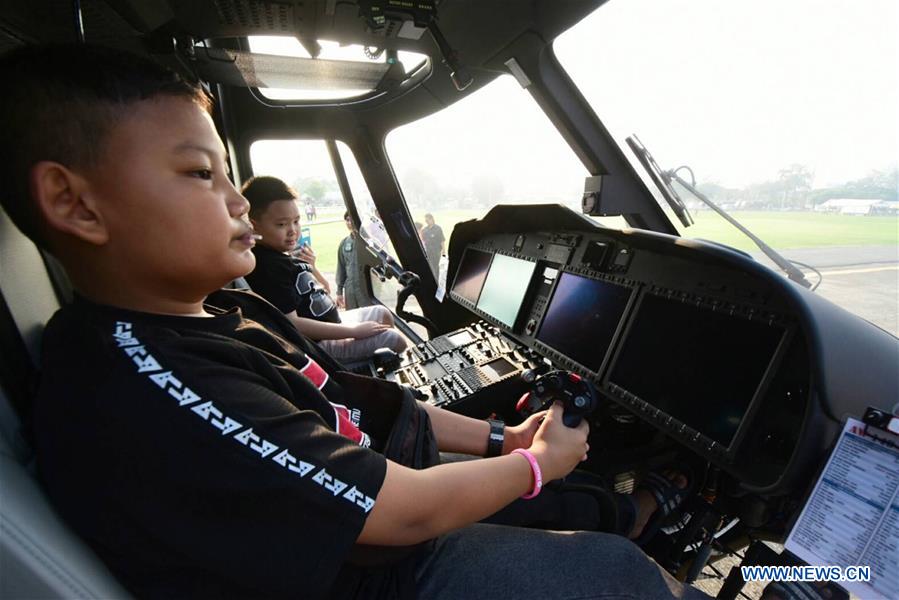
[788,260,823,291]
[671,165,697,187]
[364,46,385,60]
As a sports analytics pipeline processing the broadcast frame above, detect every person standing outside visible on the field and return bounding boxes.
[414,221,425,245]
[421,212,445,275]
[336,211,368,310]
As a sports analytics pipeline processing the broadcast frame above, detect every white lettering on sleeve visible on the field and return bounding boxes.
[272,449,316,476]
[133,353,163,373]
[112,321,376,515]
[234,428,260,446]
[325,478,348,496]
[123,345,163,373]
[251,439,279,458]
[190,401,219,421]
[343,486,376,513]
[149,371,181,389]
[293,460,316,476]
[359,496,376,513]
[272,448,295,468]
[210,415,243,436]
[312,469,346,496]
[312,468,348,496]
[168,385,202,406]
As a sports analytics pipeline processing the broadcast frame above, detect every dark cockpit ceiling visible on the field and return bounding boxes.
[0,0,607,121]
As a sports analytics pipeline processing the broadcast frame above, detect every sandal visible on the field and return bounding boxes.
[627,469,692,546]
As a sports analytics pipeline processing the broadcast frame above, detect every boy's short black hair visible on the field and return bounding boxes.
[241,176,298,220]
[0,43,210,248]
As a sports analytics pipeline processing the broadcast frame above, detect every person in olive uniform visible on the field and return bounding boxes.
[336,211,368,310]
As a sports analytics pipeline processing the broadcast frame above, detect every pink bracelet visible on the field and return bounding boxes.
[511,448,543,499]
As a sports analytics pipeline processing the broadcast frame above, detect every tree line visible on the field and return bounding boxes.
[289,165,897,212]
[694,166,898,210]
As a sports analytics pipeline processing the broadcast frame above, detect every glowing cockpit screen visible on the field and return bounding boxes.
[536,273,631,372]
[451,249,492,305]
[476,254,536,328]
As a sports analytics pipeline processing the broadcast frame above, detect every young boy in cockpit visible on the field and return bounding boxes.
[240,175,408,363]
[0,43,705,599]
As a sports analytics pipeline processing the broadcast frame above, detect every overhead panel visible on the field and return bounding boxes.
[191,47,389,90]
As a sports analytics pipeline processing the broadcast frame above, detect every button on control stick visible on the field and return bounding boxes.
[517,369,599,427]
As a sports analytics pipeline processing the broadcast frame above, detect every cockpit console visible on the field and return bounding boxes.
[438,225,804,490]
[383,206,898,508]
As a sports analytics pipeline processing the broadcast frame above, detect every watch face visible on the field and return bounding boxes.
[486,419,505,456]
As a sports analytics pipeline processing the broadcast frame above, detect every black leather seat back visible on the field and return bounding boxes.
[0,206,131,598]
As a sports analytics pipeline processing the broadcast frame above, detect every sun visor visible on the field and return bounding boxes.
[189,47,390,91]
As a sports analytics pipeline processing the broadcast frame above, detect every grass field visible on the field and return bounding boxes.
[302,208,898,275]
[684,210,899,252]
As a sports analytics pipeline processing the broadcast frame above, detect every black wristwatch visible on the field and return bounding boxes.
[485,418,505,458]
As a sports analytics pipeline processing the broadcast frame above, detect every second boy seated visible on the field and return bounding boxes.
[241,176,407,362]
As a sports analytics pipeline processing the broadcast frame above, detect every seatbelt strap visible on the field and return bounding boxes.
[0,290,37,429]
[39,249,74,305]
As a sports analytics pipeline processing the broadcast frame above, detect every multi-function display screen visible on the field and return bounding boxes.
[476,254,537,328]
[608,294,784,447]
[480,357,517,381]
[536,273,632,372]
[447,330,475,346]
[451,248,493,304]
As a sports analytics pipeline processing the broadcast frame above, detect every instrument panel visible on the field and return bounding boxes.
[429,208,897,495]
[448,230,796,466]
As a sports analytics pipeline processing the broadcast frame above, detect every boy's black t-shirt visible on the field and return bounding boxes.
[33,290,390,599]
[246,244,341,323]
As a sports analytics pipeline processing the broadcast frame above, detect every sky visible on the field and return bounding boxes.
[553,0,898,189]
[251,0,898,200]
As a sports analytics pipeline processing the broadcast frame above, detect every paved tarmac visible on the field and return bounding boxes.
[750,245,898,336]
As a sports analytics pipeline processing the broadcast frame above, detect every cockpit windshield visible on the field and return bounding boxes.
[554,0,898,335]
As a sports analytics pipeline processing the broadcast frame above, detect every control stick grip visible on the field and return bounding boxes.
[519,370,598,427]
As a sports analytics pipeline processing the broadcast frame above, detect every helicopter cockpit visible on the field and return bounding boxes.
[1,1,896,599]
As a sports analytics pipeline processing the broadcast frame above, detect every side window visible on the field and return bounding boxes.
[336,142,427,336]
[248,140,346,292]
[336,142,395,255]
[386,74,619,292]
[249,139,426,336]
